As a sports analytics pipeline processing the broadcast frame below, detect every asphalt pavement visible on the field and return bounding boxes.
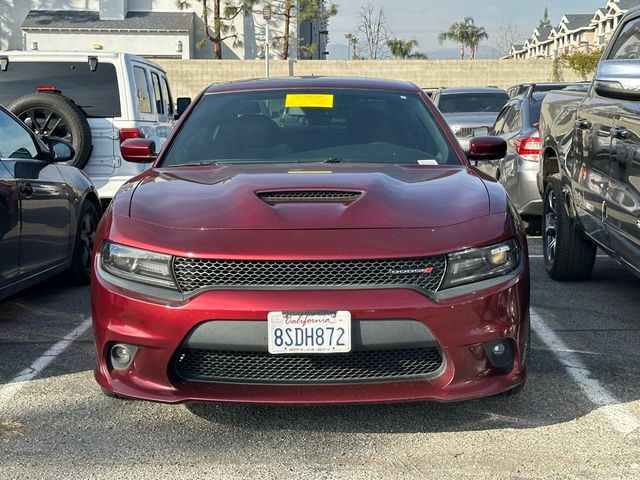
[0,238,639,479]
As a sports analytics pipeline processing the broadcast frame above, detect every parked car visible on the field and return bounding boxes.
[431,87,510,150]
[476,90,546,224]
[0,51,187,201]
[538,6,640,280]
[0,105,100,301]
[92,76,529,404]
[506,82,590,98]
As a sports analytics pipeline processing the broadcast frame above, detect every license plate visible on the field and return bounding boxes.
[267,311,351,354]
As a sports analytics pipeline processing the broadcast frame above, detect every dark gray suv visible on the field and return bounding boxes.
[0,105,100,300]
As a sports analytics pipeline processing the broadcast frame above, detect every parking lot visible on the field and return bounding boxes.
[0,237,637,479]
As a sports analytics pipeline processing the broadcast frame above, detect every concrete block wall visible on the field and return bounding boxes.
[155,59,585,99]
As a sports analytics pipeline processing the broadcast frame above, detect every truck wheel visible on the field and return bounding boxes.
[543,176,596,280]
[68,201,100,285]
[8,92,92,169]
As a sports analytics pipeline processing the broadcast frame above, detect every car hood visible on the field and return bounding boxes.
[128,163,491,230]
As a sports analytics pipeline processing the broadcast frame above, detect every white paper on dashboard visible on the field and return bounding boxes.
[417,159,438,166]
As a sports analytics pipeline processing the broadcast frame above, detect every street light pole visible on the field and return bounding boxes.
[263,4,272,78]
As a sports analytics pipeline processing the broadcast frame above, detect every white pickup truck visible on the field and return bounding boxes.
[0,51,189,200]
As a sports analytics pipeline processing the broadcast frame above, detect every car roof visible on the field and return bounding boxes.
[205,76,420,94]
[439,87,508,95]
[512,91,548,102]
[2,50,165,72]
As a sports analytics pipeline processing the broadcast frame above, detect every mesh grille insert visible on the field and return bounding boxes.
[257,190,362,202]
[173,256,446,294]
[173,347,444,384]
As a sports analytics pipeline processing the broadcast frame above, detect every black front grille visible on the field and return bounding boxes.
[173,347,444,384]
[172,256,447,294]
[257,190,362,203]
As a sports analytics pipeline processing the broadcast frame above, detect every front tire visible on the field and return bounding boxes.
[542,176,596,280]
[68,201,100,285]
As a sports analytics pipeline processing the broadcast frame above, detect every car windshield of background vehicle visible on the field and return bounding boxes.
[438,93,510,114]
[0,62,121,118]
[161,89,460,166]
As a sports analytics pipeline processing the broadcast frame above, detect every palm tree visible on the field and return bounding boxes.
[385,38,419,59]
[345,33,358,60]
[464,18,489,60]
[438,21,469,59]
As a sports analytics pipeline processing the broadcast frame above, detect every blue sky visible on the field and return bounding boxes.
[326,0,607,58]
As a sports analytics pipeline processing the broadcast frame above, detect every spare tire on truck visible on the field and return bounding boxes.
[8,92,92,169]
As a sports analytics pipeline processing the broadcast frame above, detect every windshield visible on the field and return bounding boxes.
[438,93,509,114]
[160,89,460,167]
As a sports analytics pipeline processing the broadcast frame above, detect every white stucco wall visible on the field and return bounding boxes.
[0,0,298,60]
[24,30,191,59]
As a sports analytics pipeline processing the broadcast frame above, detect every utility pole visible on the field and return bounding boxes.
[263,3,272,78]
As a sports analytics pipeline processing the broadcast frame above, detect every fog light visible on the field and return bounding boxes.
[110,343,138,370]
[482,339,514,370]
[492,343,506,356]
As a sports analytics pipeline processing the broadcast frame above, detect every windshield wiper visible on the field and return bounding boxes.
[323,157,345,164]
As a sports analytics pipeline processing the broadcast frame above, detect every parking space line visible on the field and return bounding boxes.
[531,307,639,435]
[0,316,92,409]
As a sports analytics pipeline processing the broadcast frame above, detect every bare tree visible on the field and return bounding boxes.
[356,3,390,60]
[495,23,524,57]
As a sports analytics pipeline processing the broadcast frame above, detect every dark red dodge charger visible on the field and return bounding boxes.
[92,77,530,404]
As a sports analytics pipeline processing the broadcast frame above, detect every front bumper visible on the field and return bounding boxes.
[92,261,530,405]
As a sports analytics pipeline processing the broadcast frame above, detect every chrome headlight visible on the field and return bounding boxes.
[441,240,520,289]
[100,241,177,289]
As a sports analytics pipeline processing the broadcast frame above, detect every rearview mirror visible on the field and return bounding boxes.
[120,138,157,163]
[175,97,192,119]
[48,138,75,163]
[467,136,507,161]
[594,60,640,101]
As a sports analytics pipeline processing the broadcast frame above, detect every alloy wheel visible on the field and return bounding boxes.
[79,212,96,274]
[544,188,558,265]
[18,108,73,144]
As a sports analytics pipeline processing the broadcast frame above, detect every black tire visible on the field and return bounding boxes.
[68,201,100,285]
[8,92,92,169]
[542,176,596,280]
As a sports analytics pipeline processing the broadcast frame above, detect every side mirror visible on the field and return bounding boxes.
[467,136,507,161]
[48,138,75,162]
[175,97,192,119]
[594,59,640,101]
[473,126,490,137]
[120,138,157,163]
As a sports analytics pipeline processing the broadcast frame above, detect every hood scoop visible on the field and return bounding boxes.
[256,189,363,204]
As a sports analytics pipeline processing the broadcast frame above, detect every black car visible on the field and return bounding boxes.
[0,105,100,300]
[506,82,590,98]
[538,7,640,280]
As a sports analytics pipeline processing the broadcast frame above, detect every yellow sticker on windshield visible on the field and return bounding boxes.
[285,94,334,108]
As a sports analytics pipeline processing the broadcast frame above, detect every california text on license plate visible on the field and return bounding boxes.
[267,311,351,354]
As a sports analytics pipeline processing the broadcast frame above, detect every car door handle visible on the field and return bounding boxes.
[575,119,592,130]
[611,127,629,139]
[20,183,34,197]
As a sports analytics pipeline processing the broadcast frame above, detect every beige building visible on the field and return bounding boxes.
[504,0,640,59]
